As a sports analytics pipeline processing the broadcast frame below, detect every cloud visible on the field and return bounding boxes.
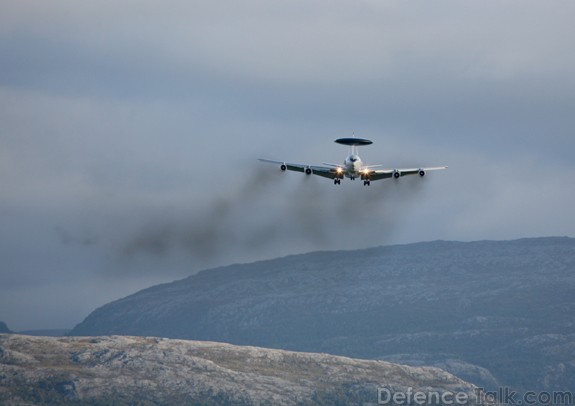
[1,0,574,330]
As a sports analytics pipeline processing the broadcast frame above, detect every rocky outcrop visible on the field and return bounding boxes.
[0,334,481,405]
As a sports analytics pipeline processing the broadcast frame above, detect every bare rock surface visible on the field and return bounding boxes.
[0,333,481,405]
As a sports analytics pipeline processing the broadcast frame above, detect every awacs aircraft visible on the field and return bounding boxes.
[259,137,447,186]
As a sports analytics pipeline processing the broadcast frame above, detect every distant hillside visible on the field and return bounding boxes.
[70,237,575,393]
[0,322,11,334]
[17,329,70,337]
[0,334,480,405]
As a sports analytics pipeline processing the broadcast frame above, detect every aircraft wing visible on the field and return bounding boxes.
[259,159,340,179]
[368,166,448,181]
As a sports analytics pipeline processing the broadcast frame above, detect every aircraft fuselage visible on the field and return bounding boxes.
[344,154,363,179]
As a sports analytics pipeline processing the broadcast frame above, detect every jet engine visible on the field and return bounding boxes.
[280,164,287,171]
[419,169,425,177]
[305,167,312,175]
[393,170,401,179]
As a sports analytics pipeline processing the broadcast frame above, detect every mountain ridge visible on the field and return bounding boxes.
[70,237,575,393]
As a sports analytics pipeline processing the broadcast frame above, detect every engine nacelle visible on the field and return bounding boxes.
[419,169,425,177]
[305,167,312,175]
[280,164,287,171]
[393,170,401,179]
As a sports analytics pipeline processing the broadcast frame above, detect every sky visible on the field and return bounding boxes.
[1,0,574,330]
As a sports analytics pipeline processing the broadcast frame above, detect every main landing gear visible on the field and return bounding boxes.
[334,178,341,185]
[363,180,370,186]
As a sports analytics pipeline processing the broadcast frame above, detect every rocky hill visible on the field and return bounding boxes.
[0,334,481,405]
[70,237,575,393]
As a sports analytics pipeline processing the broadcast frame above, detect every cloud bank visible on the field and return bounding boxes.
[1,0,574,329]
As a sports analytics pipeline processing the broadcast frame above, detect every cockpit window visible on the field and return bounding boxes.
[349,156,358,162]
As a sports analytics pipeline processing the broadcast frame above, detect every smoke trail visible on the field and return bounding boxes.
[120,165,428,273]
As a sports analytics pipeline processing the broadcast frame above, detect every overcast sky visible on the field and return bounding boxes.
[1,0,574,330]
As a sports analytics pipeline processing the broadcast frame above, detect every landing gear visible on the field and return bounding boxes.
[334,178,341,185]
[363,180,370,186]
